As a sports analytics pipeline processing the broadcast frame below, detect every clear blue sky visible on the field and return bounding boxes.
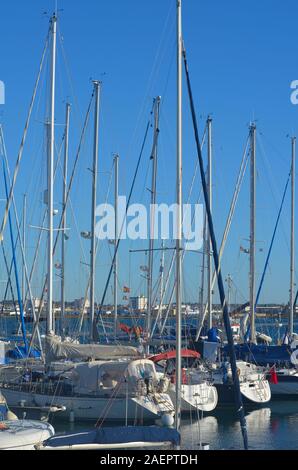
[1,0,298,306]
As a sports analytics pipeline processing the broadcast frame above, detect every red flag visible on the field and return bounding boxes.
[118,323,130,334]
[269,366,278,384]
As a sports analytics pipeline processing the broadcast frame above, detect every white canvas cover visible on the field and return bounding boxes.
[70,359,158,394]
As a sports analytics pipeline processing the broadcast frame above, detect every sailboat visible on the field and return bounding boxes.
[230,136,298,398]
[0,348,175,422]
[149,349,218,412]
[210,360,271,404]
[33,2,186,450]
[0,13,175,426]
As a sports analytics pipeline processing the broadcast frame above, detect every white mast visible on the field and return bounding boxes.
[146,96,160,351]
[249,123,256,343]
[90,80,101,341]
[175,0,182,432]
[47,13,57,335]
[114,154,119,338]
[61,102,70,337]
[290,137,296,337]
[22,194,27,308]
[199,214,206,323]
[159,239,165,307]
[226,273,232,310]
[207,116,213,329]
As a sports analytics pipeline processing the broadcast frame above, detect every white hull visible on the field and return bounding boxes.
[169,383,218,412]
[212,361,271,404]
[0,420,54,450]
[240,379,271,403]
[237,361,271,404]
[1,387,173,422]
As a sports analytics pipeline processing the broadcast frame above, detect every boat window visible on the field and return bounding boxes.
[134,363,155,380]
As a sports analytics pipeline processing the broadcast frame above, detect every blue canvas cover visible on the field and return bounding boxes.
[223,343,295,367]
[5,345,41,361]
[44,426,180,448]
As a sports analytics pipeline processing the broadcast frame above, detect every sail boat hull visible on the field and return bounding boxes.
[1,387,173,422]
[214,379,271,405]
[212,361,271,404]
[168,383,218,412]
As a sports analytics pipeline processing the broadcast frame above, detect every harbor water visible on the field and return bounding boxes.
[49,402,298,450]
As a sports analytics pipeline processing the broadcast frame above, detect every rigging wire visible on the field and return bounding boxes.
[93,106,154,336]
[29,89,95,351]
[0,27,50,242]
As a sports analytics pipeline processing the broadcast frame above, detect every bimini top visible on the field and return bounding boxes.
[149,349,200,363]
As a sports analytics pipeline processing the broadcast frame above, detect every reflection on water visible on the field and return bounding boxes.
[178,402,298,449]
[51,402,298,450]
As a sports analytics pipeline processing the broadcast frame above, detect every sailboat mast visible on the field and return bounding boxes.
[114,154,119,338]
[207,116,213,329]
[61,102,70,337]
[47,13,57,335]
[90,80,101,341]
[175,0,182,432]
[226,274,232,310]
[290,137,296,337]
[146,96,160,350]
[249,123,256,343]
[159,239,165,307]
[199,212,206,325]
[22,194,26,308]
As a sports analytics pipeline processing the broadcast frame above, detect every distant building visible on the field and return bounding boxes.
[32,297,42,309]
[130,295,147,311]
[73,298,90,313]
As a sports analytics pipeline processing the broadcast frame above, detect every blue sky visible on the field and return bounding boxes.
[1,0,298,305]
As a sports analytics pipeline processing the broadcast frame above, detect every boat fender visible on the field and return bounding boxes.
[161,413,175,427]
